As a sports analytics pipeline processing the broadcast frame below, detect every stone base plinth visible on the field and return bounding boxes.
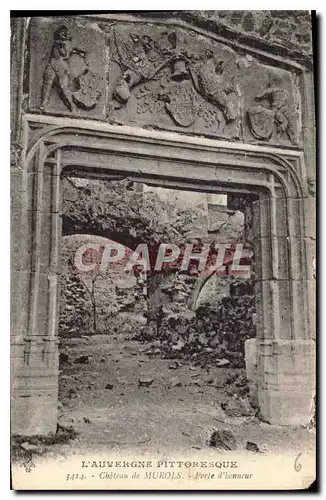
[11,337,59,436]
[11,381,58,436]
[257,339,316,426]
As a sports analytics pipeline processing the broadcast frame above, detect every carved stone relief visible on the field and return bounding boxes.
[107,24,240,139]
[240,60,300,145]
[29,18,106,119]
[28,18,302,145]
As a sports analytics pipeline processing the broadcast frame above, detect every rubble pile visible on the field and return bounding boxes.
[11,424,78,462]
[136,292,255,368]
[223,371,251,399]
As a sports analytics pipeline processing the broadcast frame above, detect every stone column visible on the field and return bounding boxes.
[11,145,61,435]
[252,194,315,425]
[301,70,316,343]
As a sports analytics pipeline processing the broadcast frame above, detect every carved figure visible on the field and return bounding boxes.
[248,82,297,144]
[190,50,237,122]
[40,25,102,112]
[41,26,79,112]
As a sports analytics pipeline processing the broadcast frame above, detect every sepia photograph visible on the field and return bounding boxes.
[10,9,316,490]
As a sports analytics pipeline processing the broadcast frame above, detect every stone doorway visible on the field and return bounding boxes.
[11,115,315,435]
[58,177,256,359]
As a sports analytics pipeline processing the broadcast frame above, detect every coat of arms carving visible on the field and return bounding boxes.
[247,106,275,140]
[161,81,198,127]
[247,84,297,144]
[109,26,239,135]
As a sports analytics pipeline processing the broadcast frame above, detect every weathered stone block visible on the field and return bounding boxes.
[26,169,61,214]
[300,70,315,124]
[239,60,301,147]
[31,271,56,337]
[287,198,309,238]
[306,197,316,240]
[254,235,290,280]
[10,169,28,211]
[254,281,272,339]
[290,279,309,339]
[257,339,315,425]
[307,280,316,340]
[285,236,305,281]
[255,280,292,340]
[11,208,34,272]
[302,127,316,182]
[252,198,291,238]
[259,386,315,426]
[244,338,258,407]
[11,270,31,339]
[11,383,58,436]
[28,17,107,120]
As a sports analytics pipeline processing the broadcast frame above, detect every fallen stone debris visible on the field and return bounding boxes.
[221,398,256,418]
[74,355,89,364]
[203,374,214,384]
[11,424,78,462]
[20,442,44,454]
[138,375,154,387]
[169,360,179,370]
[224,372,251,399]
[170,376,182,388]
[135,292,255,369]
[204,428,237,451]
[245,441,260,453]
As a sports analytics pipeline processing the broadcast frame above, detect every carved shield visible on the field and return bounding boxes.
[247,105,274,140]
[165,83,197,127]
[69,52,102,111]
[72,70,102,110]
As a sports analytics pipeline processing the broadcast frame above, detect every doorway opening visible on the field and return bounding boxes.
[57,175,259,453]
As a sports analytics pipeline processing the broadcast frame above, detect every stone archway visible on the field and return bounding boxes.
[10,113,315,435]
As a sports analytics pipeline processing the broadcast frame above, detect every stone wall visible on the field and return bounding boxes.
[59,234,145,336]
[182,11,313,55]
